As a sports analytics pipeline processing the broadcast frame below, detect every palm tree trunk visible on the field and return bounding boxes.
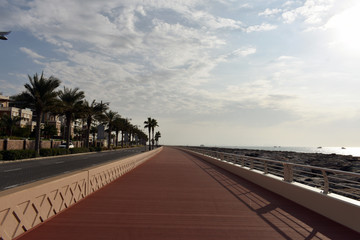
[121,131,124,148]
[66,115,72,149]
[148,127,151,151]
[85,117,91,148]
[152,128,155,149]
[35,109,42,156]
[115,130,119,147]
[108,125,112,149]
[129,131,132,146]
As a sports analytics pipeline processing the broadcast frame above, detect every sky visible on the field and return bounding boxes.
[1,0,360,147]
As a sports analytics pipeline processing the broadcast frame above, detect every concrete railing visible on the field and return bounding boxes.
[0,147,162,240]
[180,147,360,233]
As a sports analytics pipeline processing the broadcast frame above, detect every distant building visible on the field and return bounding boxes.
[0,94,35,129]
[43,112,62,136]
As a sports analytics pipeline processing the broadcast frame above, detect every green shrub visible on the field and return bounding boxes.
[89,146,102,152]
[40,148,69,156]
[53,148,69,155]
[40,148,54,157]
[70,147,89,154]
[0,152,3,160]
[1,149,36,160]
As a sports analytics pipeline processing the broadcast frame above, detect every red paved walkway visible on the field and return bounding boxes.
[16,147,359,240]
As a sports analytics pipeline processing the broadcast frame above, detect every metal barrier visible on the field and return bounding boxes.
[184,147,360,201]
[0,148,162,240]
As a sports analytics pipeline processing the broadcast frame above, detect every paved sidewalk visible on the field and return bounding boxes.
[16,147,359,240]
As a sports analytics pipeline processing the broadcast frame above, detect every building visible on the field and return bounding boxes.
[43,112,62,136]
[0,94,35,129]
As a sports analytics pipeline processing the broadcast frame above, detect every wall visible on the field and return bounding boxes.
[0,139,83,151]
[0,147,162,240]
[5,140,23,150]
[184,149,360,233]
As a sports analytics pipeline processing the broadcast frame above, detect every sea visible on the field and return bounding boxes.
[218,146,360,157]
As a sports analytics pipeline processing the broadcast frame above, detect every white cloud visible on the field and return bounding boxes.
[19,47,45,59]
[245,23,277,33]
[232,47,256,57]
[189,11,243,30]
[282,0,334,25]
[259,8,282,17]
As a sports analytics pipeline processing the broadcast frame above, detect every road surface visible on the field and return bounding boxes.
[0,147,146,191]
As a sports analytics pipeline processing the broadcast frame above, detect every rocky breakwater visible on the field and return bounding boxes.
[198,147,360,200]
[203,147,360,172]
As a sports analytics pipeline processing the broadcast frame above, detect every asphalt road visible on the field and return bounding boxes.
[0,146,147,191]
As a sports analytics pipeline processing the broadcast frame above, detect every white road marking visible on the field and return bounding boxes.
[55,161,64,164]
[4,184,19,189]
[3,168,22,173]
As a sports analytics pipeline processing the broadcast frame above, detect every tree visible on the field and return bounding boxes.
[103,110,120,149]
[42,123,58,139]
[144,117,152,150]
[155,131,161,147]
[58,87,85,149]
[112,117,124,147]
[0,114,22,136]
[150,118,159,149]
[90,126,98,146]
[13,73,61,155]
[82,100,108,148]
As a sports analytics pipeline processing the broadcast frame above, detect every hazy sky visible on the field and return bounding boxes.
[1,0,360,147]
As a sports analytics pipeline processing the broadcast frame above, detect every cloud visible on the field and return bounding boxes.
[245,23,277,33]
[232,47,256,57]
[259,8,282,17]
[19,47,45,59]
[281,0,334,25]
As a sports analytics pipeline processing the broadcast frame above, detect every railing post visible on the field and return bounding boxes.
[283,164,293,182]
[322,170,329,194]
[264,161,268,174]
[232,155,237,164]
[250,159,254,169]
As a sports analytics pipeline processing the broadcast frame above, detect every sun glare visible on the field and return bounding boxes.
[327,3,360,54]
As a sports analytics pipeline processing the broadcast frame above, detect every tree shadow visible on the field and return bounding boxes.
[184,151,360,240]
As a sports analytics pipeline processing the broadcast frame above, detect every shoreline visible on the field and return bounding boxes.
[199,146,360,173]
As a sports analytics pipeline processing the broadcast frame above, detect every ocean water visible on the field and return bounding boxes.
[221,146,360,157]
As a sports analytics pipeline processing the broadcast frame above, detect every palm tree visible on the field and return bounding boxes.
[90,126,98,146]
[13,73,61,155]
[155,131,161,147]
[0,114,22,136]
[58,87,85,149]
[150,118,159,149]
[82,100,109,148]
[112,117,124,147]
[103,110,120,149]
[144,117,152,150]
